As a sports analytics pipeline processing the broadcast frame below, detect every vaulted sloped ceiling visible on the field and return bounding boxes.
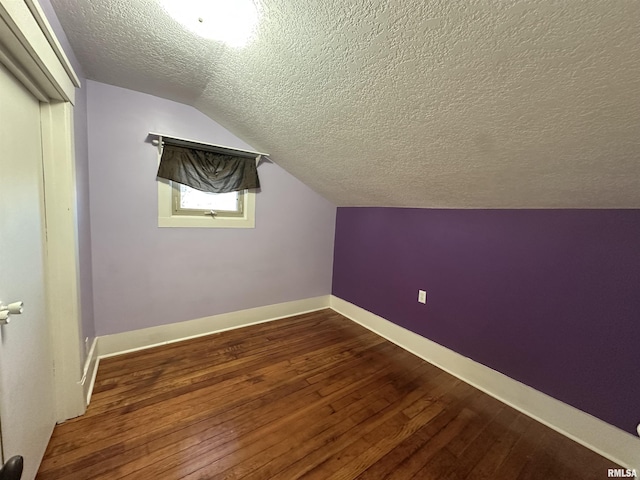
[51,0,640,207]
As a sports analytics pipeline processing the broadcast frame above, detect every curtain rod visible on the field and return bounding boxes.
[148,132,269,157]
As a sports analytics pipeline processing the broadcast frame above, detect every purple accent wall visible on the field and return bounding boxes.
[87,81,335,336]
[38,0,96,357]
[332,207,640,435]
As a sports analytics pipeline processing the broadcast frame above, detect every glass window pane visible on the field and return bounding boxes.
[179,184,239,211]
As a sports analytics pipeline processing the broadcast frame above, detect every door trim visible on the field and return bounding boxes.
[0,0,85,421]
[41,102,86,421]
[0,0,77,102]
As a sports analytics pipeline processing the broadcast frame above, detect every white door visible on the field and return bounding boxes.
[0,62,57,479]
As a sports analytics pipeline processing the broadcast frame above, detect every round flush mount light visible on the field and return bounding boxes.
[160,0,259,48]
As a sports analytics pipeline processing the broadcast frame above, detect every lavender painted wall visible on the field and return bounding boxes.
[38,0,96,357]
[333,208,640,435]
[86,81,335,336]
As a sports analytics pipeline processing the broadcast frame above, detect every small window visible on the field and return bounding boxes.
[158,178,255,228]
[172,183,245,218]
[154,134,260,229]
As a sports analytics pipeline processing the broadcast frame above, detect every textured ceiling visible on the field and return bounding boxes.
[51,0,640,207]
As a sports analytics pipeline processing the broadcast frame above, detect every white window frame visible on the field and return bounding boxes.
[154,134,260,228]
[158,177,256,228]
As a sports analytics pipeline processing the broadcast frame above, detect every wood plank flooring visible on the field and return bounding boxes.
[37,309,619,479]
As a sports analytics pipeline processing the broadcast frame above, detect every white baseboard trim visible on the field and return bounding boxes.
[330,295,640,470]
[96,295,331,359]
[80,337,99,406]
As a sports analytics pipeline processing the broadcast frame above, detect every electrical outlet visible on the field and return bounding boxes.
[418,290,427,304]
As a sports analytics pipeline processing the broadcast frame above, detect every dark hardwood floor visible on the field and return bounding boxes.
[37,309,618,479]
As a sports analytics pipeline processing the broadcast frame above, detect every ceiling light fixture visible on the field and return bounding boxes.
[160,0,259,48]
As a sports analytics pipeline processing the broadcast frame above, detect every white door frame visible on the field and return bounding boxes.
[0,0,86,422]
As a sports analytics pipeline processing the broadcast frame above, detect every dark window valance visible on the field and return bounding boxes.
[157,143,260,194]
